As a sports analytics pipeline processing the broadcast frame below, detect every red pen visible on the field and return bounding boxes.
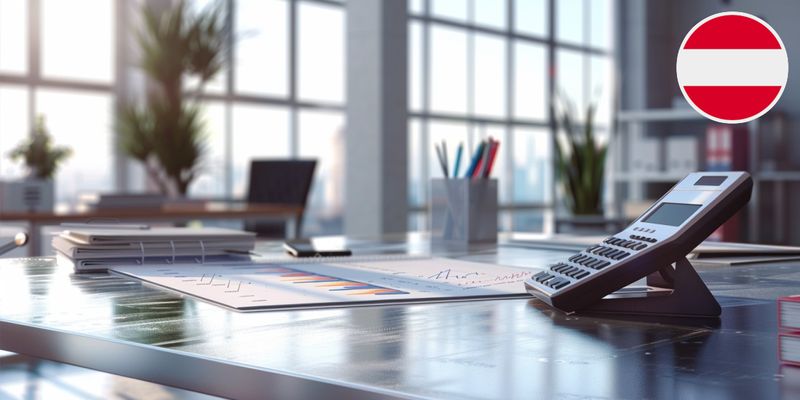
[484,140,500,178]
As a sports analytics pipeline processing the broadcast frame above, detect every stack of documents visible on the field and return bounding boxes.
[53,227,255,272]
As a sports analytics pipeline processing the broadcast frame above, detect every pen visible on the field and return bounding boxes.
[442,141,449,178]
[434,143,448,178]
[484,140,500,178]
[477,138,492,179]
[452,143,463,178]
[0,233,28,256]
[465,141,486,178]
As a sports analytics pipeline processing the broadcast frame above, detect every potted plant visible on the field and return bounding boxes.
[552,95,608,218]
[3,115,72,212]
[116,0,228,197]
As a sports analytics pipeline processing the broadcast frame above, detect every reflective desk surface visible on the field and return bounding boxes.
[0,234,798,400]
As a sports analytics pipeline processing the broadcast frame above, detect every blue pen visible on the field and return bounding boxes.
[465,141,486,178]
[452,143,463,178]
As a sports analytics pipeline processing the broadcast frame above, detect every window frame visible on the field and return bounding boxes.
[408,0,614,232]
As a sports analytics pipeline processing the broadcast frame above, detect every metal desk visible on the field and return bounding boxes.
[0,236,797,399]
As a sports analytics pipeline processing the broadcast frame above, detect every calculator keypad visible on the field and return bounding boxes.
[532,234,653,292]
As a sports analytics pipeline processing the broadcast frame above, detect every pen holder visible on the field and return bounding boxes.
[430,178,498,244]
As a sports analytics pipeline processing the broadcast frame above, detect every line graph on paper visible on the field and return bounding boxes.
[110,257,535,311]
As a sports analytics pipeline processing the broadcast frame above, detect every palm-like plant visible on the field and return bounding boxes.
[552,94,608,215]
[117,0,228,196]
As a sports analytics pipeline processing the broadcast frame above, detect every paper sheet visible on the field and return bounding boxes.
[111,257,535,311]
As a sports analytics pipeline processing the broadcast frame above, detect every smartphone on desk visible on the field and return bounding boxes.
[283,239,352,258]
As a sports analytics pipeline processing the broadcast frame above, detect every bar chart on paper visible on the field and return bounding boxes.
[111,257,536,311]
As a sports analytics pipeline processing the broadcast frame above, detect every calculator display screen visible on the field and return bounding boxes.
[642,202,702,227]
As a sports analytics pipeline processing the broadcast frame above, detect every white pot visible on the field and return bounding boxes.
[0,179,54,213]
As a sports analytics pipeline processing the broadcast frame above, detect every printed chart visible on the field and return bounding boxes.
[111,257,536,311]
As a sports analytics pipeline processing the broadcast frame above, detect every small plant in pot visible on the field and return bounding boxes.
[552,94,608,217]
[6,115,72,211]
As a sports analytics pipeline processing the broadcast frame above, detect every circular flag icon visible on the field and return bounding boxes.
[676,12,788,124]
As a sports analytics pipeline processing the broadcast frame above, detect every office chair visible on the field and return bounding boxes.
[245,159,317,238]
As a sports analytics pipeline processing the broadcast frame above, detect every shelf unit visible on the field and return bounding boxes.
[609,108,797,244]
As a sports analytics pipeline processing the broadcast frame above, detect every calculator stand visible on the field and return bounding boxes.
[581,257,721,318]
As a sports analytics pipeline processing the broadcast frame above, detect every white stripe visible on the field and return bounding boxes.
[677,49,788,86]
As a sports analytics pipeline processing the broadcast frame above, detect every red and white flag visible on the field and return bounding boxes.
[677,12,788,124]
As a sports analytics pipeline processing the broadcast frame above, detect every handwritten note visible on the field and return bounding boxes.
[111,257,535,311]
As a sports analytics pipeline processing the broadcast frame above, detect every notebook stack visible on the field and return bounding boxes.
[779,295,800,367]
[53,227,256,272]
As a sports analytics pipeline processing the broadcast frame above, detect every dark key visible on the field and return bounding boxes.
[547,277,563,288]
[587,259,602,269]
[568,268,585,278]
[604,249,620,259]
[616,251,630,260]
[553,280,570,289]
[559,266,575,275]
[596,261,611,269]
[536,273,553,283]
[569,254,580,262]
[534,271,548,280]
[574,270,590,279]
[552,264,567,273]
[633,243,647,251]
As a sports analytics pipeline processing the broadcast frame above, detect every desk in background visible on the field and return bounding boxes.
[0,202,304,256]
[0,235,797,399]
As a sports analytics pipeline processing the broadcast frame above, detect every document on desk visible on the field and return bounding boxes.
[110,257,535,311]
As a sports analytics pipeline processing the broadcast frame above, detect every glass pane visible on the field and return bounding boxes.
[556,48,586,123]
[427,119,467,180]
[431,0,467,22]
[409,0,425,14]
[513,42,547,120]
[473,34,506,118]
[298,3,345,103]
[408,118,424,206]
[235,0,289,96]
[470,123,509,203]
[409,22,423,111]
[556,0,584,44]
[0,86,29,178]
[188,102,227,197]
[512,127,551,203]
[473,0,506,29]
[231,104,291,197]
[298,110,345,235]
[36,89,113,206]
[590,55,613,127]
[589,0,613,50]
[511,209,545,232]
[515,0,547,37]
[41,0,114,82]
[0,0,27,73]
[429,25,467,114]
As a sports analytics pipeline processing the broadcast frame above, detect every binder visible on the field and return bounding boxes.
[54,227,256,272]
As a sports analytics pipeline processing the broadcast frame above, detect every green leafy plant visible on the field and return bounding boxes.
[116,0,228,196]
[9,115,72,180]
[552,94,608,215]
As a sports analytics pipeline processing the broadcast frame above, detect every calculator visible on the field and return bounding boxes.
[525,171,752,314]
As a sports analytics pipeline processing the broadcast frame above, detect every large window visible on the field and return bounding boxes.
[0,0,115,208]
[190,0,346,235]
[0,0,346,235]
[408,0,614,232]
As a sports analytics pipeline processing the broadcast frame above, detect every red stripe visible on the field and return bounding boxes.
[683,86,780,121]
[684,15,781,49]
